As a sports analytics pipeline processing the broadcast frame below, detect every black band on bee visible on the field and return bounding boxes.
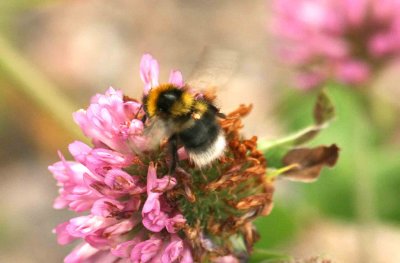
[157,89,183,114]
[178,110,219,151]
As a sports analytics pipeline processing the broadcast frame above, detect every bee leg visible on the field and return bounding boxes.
[135,104,144,119]
[168,134,178,175]
[216,112,226,119]
[199,169,207,181]
[209,104,226,119]
[141,114,147,123]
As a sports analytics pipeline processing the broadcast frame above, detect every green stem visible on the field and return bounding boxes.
[258,125,322,151]
[353,90,377,263]
[354,142,376,263]
[0,34,85,140]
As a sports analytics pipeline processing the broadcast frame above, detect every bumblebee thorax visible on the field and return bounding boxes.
[144,84,194,118]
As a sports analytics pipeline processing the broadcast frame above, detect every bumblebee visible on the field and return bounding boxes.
[141,48,238,173]
[143,83,226,173]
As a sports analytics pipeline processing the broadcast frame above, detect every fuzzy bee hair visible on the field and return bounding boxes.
[143,83,226,171]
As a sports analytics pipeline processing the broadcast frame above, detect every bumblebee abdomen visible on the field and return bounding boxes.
[178,109,225,167]
[178,111,219,150]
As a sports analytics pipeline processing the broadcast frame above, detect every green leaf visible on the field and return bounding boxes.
[259,90,335,168]
[249,249,292,263]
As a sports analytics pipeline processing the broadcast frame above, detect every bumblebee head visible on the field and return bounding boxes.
[144,84,194,118]
[157,89,182,114]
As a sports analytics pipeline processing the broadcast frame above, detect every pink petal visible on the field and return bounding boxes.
[142,194,168,232]
[131,236,163,263]
[111,238,142,258]
[91,198,124,217]
[146,163,158,194]
[335,60,370,84]
[178,147,188,161]
[368,33,395,57]
[161,235,184,263]
[53,195,68,210]
[64,243,99,263]
[180,244,194,263]
[142,211,168,232]
[68,141,92,161]
[342,0,368,26]
[53,222,76,245]
[165,214,186,233]
[168,70,184,87]
[104,169,141,193]
[142,193,161,214]
[295,72,325,90]
[146,163,176,193]
[67,215,110,238]
[140,54,160,94]
[151,176,177,193]
[103,219,136,236]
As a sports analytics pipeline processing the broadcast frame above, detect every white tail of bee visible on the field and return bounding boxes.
[187,132,226,167]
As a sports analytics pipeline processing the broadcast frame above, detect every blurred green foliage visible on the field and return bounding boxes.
[254,204,301,249]
[254,83,400,254]
[249,247,292,263]
[279,84,400,223]
[0,0,54,34]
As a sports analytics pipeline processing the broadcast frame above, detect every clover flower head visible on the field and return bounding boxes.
[273,0,400,89]
[50,54,274,262]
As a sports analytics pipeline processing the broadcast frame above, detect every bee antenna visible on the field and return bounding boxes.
[136,86,154,120]
[134,104,144,120]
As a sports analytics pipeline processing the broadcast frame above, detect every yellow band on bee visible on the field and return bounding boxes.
[146,84,178,117]
[170,91,194,116]
[193,100,208,115]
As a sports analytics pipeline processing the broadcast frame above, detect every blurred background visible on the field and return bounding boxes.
[1,0,400,262]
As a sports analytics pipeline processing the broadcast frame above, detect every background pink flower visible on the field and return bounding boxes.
[273,0,400,89]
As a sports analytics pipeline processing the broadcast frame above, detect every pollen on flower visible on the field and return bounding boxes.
[50,54,275,263]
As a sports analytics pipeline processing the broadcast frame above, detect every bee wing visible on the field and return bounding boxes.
[143,117,170,150]
[186,48,239,97]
